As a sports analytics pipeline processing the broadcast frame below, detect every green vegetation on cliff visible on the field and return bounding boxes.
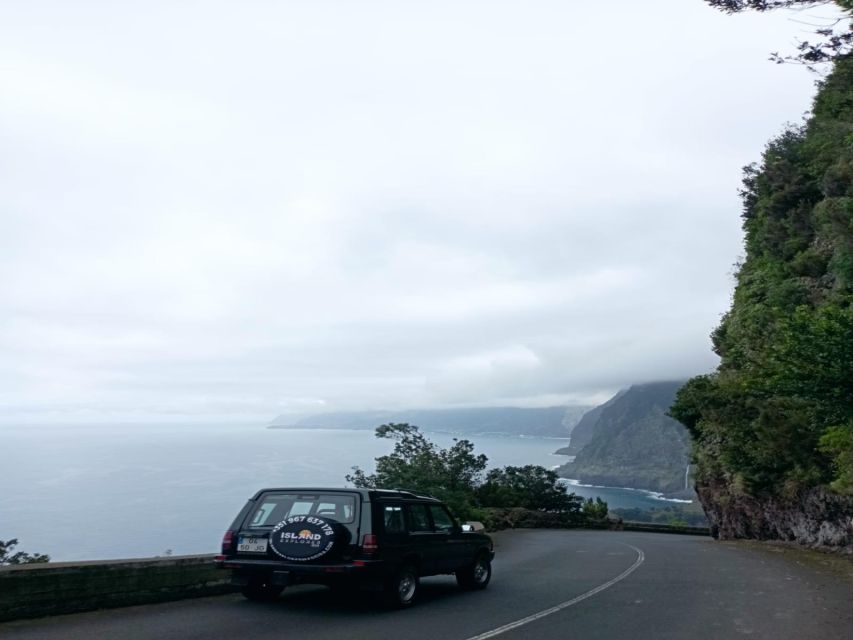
[558,382,692,494]
[671,55,853,500]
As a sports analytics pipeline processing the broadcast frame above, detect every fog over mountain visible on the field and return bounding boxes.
[0,1,823,424]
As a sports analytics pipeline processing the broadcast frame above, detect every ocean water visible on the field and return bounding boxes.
[0,423,687,561]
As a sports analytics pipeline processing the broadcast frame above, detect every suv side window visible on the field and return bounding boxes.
[429,505,456,533]
[407,504,432,532]
[383,505,406,534]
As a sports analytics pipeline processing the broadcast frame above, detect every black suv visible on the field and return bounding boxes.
[215,487,494,607]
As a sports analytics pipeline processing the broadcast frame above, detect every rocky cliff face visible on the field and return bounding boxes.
[557,389,626,456]
[699,478,853,550]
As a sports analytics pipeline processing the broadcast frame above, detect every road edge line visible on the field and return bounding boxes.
[464,544,645,640]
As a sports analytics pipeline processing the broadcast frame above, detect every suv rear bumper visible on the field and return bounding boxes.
[217,557,383,572]
[216,557,387,587]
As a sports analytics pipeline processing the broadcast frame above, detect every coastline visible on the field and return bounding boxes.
[560,478,694,504]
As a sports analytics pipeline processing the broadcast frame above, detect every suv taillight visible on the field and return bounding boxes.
[362,533,378,555]
[221,530,236,555]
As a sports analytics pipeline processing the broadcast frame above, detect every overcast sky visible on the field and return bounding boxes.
[0,1,832,424]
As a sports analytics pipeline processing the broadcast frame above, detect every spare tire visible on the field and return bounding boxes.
[269,515,348,561]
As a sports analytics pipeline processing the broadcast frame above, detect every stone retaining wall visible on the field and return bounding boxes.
[0,554,235,623]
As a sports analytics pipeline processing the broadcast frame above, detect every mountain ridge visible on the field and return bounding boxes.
[269,405,591,437]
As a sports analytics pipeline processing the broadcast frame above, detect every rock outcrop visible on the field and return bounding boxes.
[699,479,853,550]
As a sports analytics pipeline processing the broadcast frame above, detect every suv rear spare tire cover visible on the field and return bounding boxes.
[269,515,344,561]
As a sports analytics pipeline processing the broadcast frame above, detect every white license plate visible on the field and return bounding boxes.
[238,537,268,553]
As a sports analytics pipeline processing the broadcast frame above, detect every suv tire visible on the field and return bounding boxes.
[456,553,491,590]
[384,564,419,608]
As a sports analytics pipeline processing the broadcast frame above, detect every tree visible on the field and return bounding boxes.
[0,539,49,566]
[346,423,488,518]
[709,0,846,8]
[477,465,582,512]
[706,1,853,67]
[581,498,609,521]
[346,423,585,520]
[820,425,853,492]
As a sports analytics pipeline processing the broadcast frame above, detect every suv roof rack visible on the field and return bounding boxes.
[391,488,439,501]
[369,487,440,501]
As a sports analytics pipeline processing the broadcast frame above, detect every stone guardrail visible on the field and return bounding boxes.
[617,522,711,536]
[481,507,711,536]
[0,554,235,623]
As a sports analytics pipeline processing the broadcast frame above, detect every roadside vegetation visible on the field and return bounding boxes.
[611,505,710,528]
[0,539,49,566]
[669,0,852,543]
[346,423,606,527]
[670,52,853,500]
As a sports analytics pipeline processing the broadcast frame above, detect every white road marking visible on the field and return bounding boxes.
[464,544,645,640]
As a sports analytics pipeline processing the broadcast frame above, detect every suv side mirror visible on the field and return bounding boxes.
[461,521,484,533]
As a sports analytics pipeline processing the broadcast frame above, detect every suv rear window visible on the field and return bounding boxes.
[247,493,357,527]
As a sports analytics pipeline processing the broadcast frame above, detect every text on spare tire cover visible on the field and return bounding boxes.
[270,515,336,561]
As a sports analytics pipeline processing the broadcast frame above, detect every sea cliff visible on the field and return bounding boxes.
[557,382,691,495]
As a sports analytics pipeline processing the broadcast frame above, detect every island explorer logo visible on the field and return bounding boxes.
[270,515,337,561]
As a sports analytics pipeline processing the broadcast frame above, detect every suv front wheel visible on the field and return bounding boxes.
[456,554,492,590]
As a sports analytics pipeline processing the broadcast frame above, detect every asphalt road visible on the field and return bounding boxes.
[2,530,851,640]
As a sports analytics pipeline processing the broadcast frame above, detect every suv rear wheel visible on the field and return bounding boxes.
[384,564,419,608]
[456,554,491,590]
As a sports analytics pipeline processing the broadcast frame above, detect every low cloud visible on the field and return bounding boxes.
[0,1,817,423]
